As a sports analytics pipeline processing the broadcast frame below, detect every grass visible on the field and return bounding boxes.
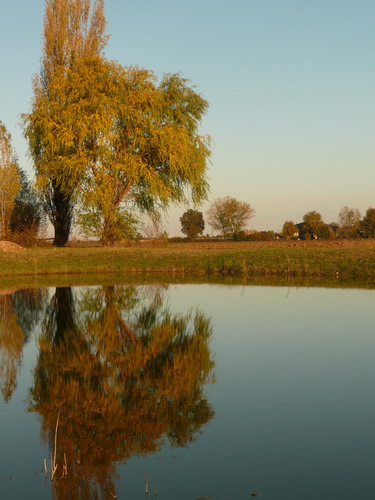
[0,240,374,287]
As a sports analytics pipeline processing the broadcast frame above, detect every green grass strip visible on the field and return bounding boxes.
[0,245,374,282]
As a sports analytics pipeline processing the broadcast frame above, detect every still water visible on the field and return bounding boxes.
[0,283,374,500]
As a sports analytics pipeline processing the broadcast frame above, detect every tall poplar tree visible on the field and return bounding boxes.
[23,0,107,246]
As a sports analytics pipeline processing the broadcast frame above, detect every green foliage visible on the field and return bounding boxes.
[302,211,324,239]
[77,205,138,245]
[10,169,45,245]
[180,209,205,240]
[361,207,375,238]
[281,220,299,239]
[316,224,335,240]
[207,196,255,239]
[0,244,374,281]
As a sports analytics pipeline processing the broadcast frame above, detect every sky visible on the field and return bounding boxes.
[1,0,374,235]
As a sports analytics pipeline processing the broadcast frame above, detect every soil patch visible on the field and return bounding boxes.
[0,241,26,252]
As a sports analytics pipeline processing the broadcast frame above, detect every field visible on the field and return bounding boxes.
[0,239,374,288]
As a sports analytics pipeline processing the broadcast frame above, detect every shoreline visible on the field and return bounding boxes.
[0,240,374,286]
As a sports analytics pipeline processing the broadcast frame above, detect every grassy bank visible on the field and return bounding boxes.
[0,240,374,284]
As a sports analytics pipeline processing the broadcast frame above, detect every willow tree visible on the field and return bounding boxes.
[0,122,20,239]
[23,0,107,246]
[76,64,211,245]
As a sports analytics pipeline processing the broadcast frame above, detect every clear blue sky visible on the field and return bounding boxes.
[1,0,374,235]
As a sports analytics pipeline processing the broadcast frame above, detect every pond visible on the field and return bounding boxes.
[0,282,374,500]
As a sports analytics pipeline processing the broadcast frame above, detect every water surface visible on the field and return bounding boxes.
[0,283,374,499]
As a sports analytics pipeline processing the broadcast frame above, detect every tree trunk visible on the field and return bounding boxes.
[51,185,73,247]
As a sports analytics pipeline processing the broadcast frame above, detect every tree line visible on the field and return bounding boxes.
[179,199,375,241]
[281,207,375,240]
[1,0,210,246]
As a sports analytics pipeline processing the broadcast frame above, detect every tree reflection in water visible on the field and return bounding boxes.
[29,285,215,499]
[0,288,47,402]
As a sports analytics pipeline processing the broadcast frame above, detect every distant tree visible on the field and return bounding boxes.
[180,210,205,240]
[316,224,334,240]
[302,211,324,239]
[207,196,255,240]
[338,206,361,238]
[0,122,20,239]
[142,217,165,240]
[10,169,45,243]
[360,208,375,238]
[281,220,298,239]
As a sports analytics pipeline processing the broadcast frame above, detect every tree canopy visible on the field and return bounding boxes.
[281,220,298,239]
[24,0,210,246]
[75,64,210,245]
[180,209,205,239]
[361,207,375,238]
[338,206,361,238]
[302,211,324,239]
[207,196,255,239]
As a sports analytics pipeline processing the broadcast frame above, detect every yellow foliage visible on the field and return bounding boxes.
[0,122,21,238]
[24,1,210,246]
